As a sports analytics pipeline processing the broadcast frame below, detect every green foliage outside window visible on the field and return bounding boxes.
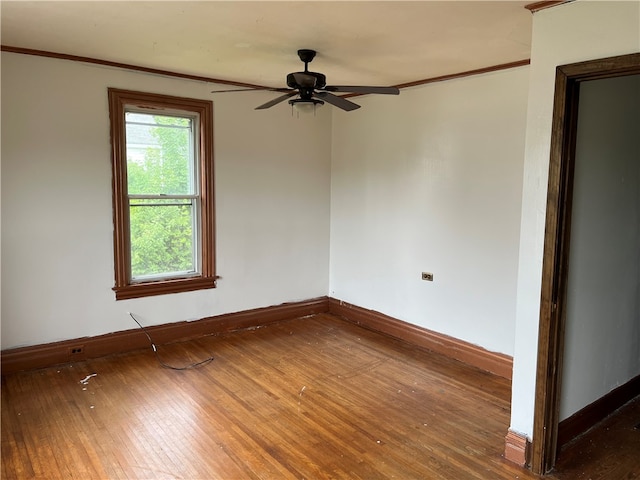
[126,114,196,278]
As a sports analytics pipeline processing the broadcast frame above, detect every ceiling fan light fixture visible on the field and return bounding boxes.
[289,98,324,115]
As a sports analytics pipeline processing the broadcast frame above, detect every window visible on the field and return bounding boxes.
[108,89,216,300]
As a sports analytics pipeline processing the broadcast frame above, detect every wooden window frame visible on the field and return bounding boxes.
[108,88,216,300]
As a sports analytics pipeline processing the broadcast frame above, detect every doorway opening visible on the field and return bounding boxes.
[531,52,640,474]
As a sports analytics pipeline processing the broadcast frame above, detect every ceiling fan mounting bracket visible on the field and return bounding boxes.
[297,49,317,64]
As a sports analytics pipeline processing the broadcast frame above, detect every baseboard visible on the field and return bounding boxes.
[3,296,514,379]
[504,429,530,467]
[558,374,640,447]
[328,298,513,380]
[1,297,330,375]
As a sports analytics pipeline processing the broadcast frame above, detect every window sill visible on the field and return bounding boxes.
[113,276,217,300]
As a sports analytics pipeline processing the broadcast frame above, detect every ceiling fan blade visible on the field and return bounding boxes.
[313,92,360,112]
[212,87,291,93]
[322,85,400,95]
[255,91,298,110]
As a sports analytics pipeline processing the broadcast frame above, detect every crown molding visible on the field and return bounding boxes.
[525,1,571,13]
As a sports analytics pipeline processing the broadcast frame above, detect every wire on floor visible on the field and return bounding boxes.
[129,312,214,370]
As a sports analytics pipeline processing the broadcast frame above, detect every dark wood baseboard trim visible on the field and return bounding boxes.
[328,298,513,380]
[504,429,531,467]
[558,374,640,447]
[1,297,330,375]
[3,296,515,379]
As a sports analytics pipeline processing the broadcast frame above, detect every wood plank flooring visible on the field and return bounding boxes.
[1,313,638,479]
[554,395,640,479]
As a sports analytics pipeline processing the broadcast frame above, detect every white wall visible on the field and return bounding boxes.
[1,52,331,349]
[330,66,529,356]
[1,50,532,359]
[510,0,640,437]
[560,74,640,420]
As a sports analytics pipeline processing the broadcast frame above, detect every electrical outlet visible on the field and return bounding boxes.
[68,346,84,355]
[421,272,434,281]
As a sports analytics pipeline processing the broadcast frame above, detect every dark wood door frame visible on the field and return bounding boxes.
[531,52,640,475]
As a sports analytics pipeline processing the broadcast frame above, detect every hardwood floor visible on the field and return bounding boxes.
[553,395,640,479]
[1,313,637,479]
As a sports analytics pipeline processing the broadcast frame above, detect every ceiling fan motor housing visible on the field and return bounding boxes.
[287,71,326,90]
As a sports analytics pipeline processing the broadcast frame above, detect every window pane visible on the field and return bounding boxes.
[129,200,195,278]
[126,112,194,195]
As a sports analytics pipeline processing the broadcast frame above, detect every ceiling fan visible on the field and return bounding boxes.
[211,49,400,112]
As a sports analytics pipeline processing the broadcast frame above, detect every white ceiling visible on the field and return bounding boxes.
[1,1,534,89]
